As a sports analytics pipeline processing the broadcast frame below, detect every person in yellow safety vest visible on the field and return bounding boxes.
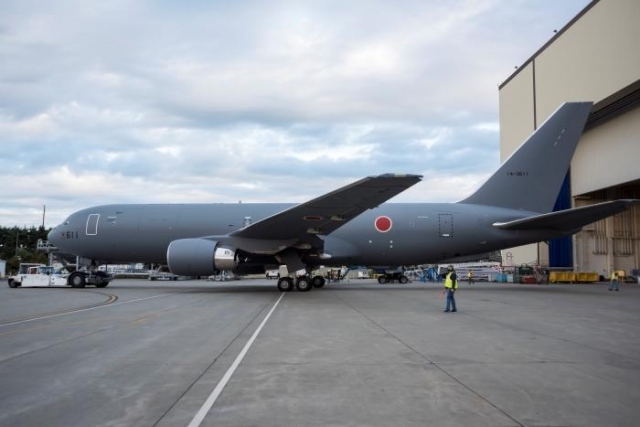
[609,270,619,291]
[444,265,458,312]
[467,270,473,285]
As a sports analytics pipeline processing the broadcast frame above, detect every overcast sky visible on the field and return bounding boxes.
[1,0,591,228]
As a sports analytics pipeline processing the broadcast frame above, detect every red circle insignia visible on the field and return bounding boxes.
[374,216,392,232]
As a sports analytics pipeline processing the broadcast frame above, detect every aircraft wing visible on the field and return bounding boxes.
[230,174,422,240]
[493,199,639,232]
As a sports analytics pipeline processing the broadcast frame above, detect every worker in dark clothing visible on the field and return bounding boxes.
[444,265,458,312]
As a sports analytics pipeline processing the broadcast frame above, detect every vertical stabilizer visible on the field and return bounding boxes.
[459,102,592,213]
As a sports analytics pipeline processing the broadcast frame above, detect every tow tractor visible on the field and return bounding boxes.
[7,263,46,287]
[7,264,112,288]
[8,265,68,288]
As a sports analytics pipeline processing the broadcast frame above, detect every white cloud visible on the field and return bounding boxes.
[473,122,500,132]
[0,0,592,227]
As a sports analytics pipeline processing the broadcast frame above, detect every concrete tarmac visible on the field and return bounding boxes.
[1,278,639,427]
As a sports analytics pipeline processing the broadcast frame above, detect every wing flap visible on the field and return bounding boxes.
[231,174,422,240]
[493,200,639,231]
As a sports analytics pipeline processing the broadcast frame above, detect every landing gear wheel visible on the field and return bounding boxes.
[400,276,409,284]
[277,277,294,292]
[68,272,86,288]
[95,271,109,288]
[377,275,389,284]
[296,276,312,292]
[311,275,326,288]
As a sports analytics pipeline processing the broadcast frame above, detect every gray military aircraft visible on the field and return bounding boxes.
[48,102,637,291]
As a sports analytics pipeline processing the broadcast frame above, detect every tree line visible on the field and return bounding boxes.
[0,226,51,275]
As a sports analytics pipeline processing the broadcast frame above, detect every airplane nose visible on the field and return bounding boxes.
[47,228,58,245]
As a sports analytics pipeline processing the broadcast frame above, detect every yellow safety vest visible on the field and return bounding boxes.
[445,272,458,289]
[611,272,618,280]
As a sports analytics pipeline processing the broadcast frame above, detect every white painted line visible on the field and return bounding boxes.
[188,293,285,427]
[0,293,178,328]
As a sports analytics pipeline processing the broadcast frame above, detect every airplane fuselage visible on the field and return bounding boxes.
[50,202,564,267]
[46,103,637,292]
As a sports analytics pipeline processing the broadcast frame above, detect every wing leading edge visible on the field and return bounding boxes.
[493,200,639,232]
[230,174,422,240]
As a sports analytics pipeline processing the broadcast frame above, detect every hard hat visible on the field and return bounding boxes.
[447,265,453,270]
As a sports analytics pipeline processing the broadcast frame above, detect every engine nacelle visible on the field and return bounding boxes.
[167,238,238,276]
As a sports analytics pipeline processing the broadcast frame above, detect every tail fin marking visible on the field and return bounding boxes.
[459,102,593,213]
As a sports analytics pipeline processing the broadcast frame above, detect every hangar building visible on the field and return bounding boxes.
[499,0,640,276]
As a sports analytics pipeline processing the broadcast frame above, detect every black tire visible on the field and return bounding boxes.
[400,276,409,284]
[377,275,388,284]
[311,275,326,288]
[277,277,294,292]
[296,276,312,292]
[8,279,17,288]
[68,271,86,288]
[95,271,109,288]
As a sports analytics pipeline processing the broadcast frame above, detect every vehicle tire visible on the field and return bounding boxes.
[68,272,86,288]
[311,275,325,288]
[8,279,17,288]
[296,276,312,292]
[95,271,109,288]
[277,277,294,292]
[400,276,409,284]
[377,275,388,284]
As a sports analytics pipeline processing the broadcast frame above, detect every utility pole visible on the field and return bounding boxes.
[42,205,46,229]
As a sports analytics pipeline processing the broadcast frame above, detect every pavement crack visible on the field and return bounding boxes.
[0,327,114,365]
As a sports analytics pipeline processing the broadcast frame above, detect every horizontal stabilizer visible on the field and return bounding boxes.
[493,200,639,232]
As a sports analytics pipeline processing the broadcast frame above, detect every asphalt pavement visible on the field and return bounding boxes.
[1,278,639,427]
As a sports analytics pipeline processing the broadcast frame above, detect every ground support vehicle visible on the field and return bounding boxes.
[65,269,111,288]
[18,266,69,287]
[7,263,45,287]
[148,266,179,281]
[265,270,280,279]
[207,271,234,281]
[8,264,112,288]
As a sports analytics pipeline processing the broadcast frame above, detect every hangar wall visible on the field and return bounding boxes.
[573,108,640,196]
[498,0,640,274]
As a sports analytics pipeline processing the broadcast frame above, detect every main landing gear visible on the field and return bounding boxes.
[277,275,326,292]
[377,273,409,284]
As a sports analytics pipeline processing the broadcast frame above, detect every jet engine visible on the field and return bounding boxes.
[167,238,238,276]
